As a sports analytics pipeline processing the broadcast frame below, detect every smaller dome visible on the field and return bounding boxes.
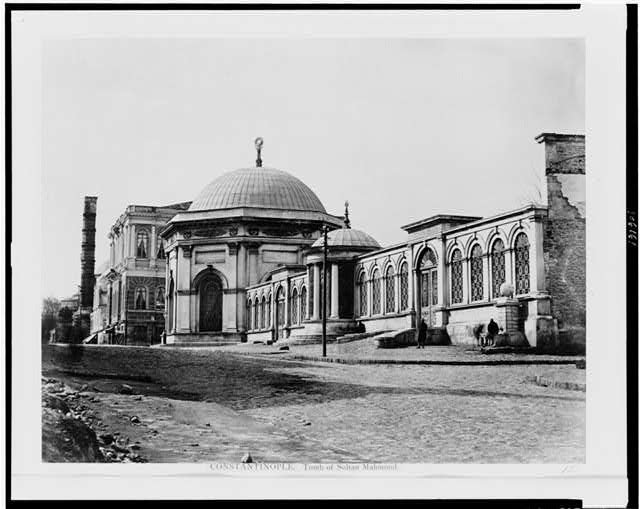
[312,228,380,249]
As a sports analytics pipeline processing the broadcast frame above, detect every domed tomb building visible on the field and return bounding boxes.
[160,139,343,344]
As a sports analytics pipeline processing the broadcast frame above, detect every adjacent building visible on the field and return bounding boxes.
[90,202,191,344]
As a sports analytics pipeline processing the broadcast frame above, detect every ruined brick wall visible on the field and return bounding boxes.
[538,134,586,338]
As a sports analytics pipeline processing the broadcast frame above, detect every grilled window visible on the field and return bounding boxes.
[291,289,299,325]
[491,239,506,299]
[372,269,382,315]
[451,249,463,304]
[399,263,409,310]
[357,272,368,316]
[514,233,530,295]
[300,287,307,321]
[385,267,396,313]
[470,245,484,302]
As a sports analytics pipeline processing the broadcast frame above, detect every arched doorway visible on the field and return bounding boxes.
[275,286,286,341]
[418,248,438,327]
[198,273,223,332]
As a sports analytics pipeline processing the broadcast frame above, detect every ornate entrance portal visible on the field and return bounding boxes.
[419,248,438,327]
[199,273,223,332]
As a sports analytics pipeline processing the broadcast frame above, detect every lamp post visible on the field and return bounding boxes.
[321,225,328,357]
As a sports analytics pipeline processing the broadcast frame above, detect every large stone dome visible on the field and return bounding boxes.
[189,167,326,213]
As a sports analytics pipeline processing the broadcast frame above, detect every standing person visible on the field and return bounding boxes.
[487,318,499,346]
[416,318,427,349]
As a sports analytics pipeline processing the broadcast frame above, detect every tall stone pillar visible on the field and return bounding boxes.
[312,263,321,320]
[176,245,192,332]
[412,269,420,318]
[236,243,247,332]
[530,220,546,295]
[150,225,157,267]
[128,224,135,258]
[461,256,470,304]
[482,253,490,302]
[330,263,339,318]
[79,196,98,309]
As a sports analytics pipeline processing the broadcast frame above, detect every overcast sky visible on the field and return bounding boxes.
[42,37,584,299]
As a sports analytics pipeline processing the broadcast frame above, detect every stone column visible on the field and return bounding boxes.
[367,276,373,317]
[504,248,514,290]
[306,266,311,320]
[176,246,192,333]
[394,272,401,313]
[150,225,157,266]
[482,253,490,302]
[330,263,339,318]
[530,220,546,294]
[312,263,321,320]
[237,243,247,332]
[408,264,415,311]
[461,256,470,304]
[130,224,136,258]
[413,268,420,316]
[124,225,130,261]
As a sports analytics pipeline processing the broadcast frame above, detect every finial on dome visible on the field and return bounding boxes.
[344,200,351,229]
[254,137,264,167]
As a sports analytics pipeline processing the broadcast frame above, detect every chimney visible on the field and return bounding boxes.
[80,196,98,310]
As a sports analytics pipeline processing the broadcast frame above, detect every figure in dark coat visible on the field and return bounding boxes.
[487,318,499,346]
[416,319,427,349]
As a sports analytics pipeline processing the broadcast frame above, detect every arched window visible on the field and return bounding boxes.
[372,268,382,315]
[385,266,396,313]
[399,262,409,310]
[136,230,149,258]
[156,287,165,309]
[157,237,165,259]
[261,296,266,329]
[470,245,484,302]
[357,271,368,317]
[254,297,260,330]
[135,287,147,309]
[491,239,506,299]
[514,233,530,295]
[266,294,272,328]
[291,288,299,325]
[450,249,464,304]
[300,286,307,321]
[419,248,438,307]
[247,299,253,330]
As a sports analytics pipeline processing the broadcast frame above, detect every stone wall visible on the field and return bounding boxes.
[538,133,586,351]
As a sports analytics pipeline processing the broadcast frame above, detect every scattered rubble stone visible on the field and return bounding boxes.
[42,377,148,464]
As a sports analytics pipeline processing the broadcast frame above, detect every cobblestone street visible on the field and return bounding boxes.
[43,344,585,463]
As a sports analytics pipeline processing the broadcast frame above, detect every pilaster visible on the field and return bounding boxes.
[330,263,339,318]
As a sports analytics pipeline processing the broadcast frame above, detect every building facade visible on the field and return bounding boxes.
[90,202,191,345]
[241,133,585,351]
[89,133,585,352]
